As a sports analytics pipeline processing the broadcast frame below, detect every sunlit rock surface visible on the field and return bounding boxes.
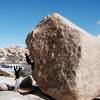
[26,13,100,100]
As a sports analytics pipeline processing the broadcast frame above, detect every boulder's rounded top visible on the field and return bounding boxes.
[43,12,95,38]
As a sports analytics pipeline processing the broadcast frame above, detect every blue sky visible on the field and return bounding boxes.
[0,0,100,48]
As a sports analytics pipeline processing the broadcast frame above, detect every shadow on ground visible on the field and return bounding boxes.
[19,85,56,100]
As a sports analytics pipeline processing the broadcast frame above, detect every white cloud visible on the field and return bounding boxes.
[96,20,100,25]
[97,34,100,37]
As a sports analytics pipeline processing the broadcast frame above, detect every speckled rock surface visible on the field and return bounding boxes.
[26,13,100,100]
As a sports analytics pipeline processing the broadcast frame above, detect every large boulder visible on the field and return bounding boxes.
[26,13,100,100]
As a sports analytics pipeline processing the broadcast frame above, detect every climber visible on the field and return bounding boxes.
[25,53,34,70]
[14,66,22,92]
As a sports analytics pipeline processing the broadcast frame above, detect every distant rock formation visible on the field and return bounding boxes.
[0,46,32,77]
[0,46,28,64]
[26,13,100,100]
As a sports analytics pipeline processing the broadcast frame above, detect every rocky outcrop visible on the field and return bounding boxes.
[0,45,28,64]
[26,13,100,100]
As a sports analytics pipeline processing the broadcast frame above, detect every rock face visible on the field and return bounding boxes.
[26,13,100,100]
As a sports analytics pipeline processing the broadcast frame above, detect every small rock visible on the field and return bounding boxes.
[19,76,33,89]
[0,83,8,91]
